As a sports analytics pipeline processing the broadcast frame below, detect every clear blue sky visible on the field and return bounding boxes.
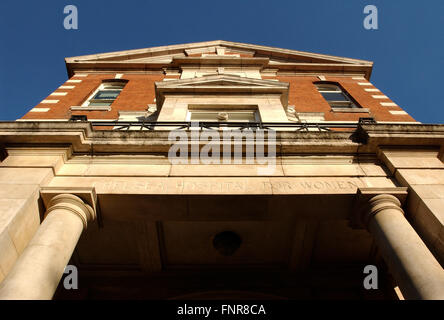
[0,0,443,122]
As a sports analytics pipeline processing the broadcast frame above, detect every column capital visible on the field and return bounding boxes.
[40,187,97,229]
[44,194,95,229]
[362,194,405,228]
[351,187,408,229]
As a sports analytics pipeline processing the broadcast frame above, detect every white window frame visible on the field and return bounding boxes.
[316,83,358,108]
[81,81,126,108]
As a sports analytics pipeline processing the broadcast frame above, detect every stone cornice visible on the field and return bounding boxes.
[0,122,443,155]
[66,61,372,79]
[356,124,444,152]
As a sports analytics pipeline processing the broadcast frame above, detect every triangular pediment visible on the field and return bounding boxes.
[66,40,372,65]
[66,40,373,79]
[156,74,289,89]
[155,74,290,108]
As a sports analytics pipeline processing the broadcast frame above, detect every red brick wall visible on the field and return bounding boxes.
[22,74,163,120]
[22,73,416,123]
[270,75,416,122]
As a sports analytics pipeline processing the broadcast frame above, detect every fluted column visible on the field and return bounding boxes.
[362,194,444,300]
[0,194,95,300]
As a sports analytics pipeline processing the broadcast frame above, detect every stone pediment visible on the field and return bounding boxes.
[66,40,371,65]
[155,75,289,101]
[154,74,289,107]
[156,74,289,89]
[65,40,373,78]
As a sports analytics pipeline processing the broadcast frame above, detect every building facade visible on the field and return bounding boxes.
[0,41,443,300]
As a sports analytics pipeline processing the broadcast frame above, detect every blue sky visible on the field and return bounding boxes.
[0,0,442,122]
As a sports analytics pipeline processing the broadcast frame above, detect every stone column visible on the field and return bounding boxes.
[0,194,95,300]
[362,194,444,300]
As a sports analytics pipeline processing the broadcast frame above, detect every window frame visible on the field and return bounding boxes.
[82,80,128,108]
[314,81,360,109]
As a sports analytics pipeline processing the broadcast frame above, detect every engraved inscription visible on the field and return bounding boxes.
[270,179,361,193]
[91,178,365,195]
[94,180,168,193]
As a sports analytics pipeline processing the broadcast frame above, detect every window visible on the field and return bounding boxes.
[187,109,260,122]
[83,80,127,107]
[315,82,359,108]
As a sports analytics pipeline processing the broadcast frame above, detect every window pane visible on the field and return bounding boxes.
[321,92,350,102]
[93,90,121,100]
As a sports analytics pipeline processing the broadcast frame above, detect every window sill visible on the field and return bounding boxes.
[331,108,370,113]
[70,106,111,111]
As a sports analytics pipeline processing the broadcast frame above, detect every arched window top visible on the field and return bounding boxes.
[314,81,359,109]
